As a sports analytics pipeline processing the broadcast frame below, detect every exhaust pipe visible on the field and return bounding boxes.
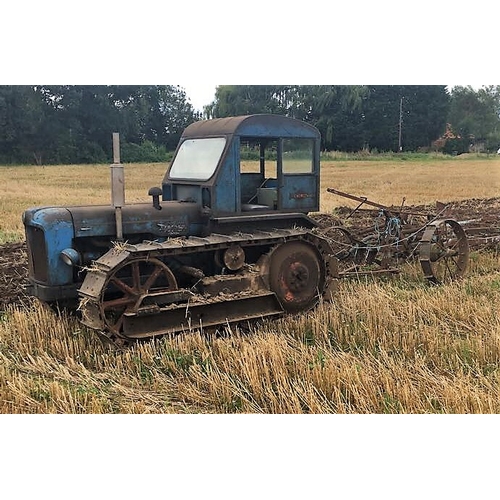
[110,132,125,241]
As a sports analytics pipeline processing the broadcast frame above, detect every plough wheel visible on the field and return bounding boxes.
[419,219,469,284]
[99,257,178,337]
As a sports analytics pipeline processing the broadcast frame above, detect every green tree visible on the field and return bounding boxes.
[297,85,368,150]
[400,86,450,151]
[362,86,449,152]
[205,85,448,152]
[0,85,199,164]
[204,85,299,118]
[448,85,500,150]
[205,85,369,150]
[135,85,199,149]
[0,86,50,164]
[39,85,114,163]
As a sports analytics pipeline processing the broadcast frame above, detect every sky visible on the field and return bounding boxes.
[181,84,218,113]
[3,6,496,109]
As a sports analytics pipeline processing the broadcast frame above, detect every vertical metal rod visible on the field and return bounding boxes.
[115,207,123,241]
[113,132,120,163]
[111,132,124,241]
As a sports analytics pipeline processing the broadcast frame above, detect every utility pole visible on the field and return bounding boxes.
[398,97,403,152]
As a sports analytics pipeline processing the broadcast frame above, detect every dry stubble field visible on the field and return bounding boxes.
[1,155,500,413]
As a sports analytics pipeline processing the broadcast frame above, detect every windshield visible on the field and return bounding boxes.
[169,137,226,181]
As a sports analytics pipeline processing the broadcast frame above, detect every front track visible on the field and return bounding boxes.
[78,229,338,344]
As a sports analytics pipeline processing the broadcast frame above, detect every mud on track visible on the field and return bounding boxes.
[1,197,499,310]
[0,242,30,310]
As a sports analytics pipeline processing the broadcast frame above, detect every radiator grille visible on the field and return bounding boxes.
[26,227,48,282]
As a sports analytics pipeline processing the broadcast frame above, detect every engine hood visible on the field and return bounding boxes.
[25,201,202,239]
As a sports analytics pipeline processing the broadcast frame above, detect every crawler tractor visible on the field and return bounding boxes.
[23,114,339,344]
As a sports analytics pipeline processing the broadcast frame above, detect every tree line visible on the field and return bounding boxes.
[0,85,199,165]
[205,85,500,154]
[1,85,499,165]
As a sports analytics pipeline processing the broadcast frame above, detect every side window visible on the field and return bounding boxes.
[240,139,278,208]
[282,138,314,174]
[240,139,277,178]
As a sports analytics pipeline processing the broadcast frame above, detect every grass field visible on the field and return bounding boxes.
[2,153,499,242]
[1,154,500,413]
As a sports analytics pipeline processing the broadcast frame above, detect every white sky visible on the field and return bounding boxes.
[180,84,218,112]
[2,6,496,106]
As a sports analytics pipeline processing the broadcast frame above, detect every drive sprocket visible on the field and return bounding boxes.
[269,241,324,313]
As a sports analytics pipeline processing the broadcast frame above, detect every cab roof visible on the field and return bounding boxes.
[181,114,320,140]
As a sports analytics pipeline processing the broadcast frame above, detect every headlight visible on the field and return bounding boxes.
[60,248,81,267]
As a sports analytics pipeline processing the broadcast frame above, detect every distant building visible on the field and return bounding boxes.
[431,123,461,152]
[432,124,484,154]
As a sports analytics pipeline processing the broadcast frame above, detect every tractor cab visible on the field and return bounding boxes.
[161,114,321,217]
